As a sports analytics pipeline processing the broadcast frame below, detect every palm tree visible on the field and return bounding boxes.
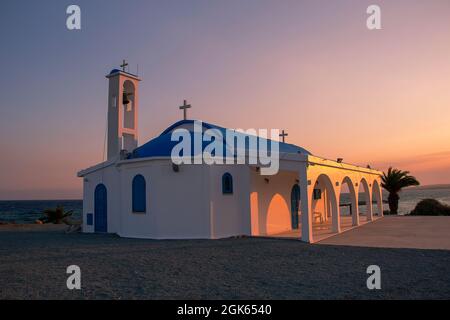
[40,206,73,224]
[381,167,420,215]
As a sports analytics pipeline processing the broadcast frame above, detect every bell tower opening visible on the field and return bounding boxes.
[122,80,135,130]
[106,64,141,160]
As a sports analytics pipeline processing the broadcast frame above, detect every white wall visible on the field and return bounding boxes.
[117,160,211,239]
[208,165,251,239]
[82,164,121,234]
[249,169,299,236]
[82,160,211,239]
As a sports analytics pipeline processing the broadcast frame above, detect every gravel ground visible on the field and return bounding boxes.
[0,230,449,299]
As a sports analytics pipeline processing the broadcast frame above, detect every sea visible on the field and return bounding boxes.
[1,186,449,224]
[0,200,83,224]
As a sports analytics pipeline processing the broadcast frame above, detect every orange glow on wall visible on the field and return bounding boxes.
[266,193,291,235]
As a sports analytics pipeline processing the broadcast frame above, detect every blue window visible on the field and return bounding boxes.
[132,175,147,213]
[222,173,233,194]
[86,213,93,226]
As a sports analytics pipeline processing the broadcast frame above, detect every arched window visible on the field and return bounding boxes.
[222,173,233,194]
[132,175,146,213]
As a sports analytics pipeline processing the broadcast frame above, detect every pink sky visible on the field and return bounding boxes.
[1,0,450,199]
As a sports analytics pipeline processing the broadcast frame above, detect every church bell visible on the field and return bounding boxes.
[122,91,131,105]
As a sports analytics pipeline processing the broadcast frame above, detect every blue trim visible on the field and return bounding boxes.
[132,175,146,213]
[94,184,107,233]
[159,120,218,136]
[86,213,93,226]
[222,173,233,194]
[108,69,139,77]
[131,120,312,159]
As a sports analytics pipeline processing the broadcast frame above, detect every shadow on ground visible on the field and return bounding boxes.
[0,231,449,299]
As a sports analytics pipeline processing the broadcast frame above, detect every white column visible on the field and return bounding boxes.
[379,184,384,217]
[240,166,252,236]
[367,190,374,221]
[353,191,360,226]
[300,166,313,243]
[332,187,341,233]
[330,199,341,233]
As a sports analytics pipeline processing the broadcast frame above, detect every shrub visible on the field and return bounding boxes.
[409,199,450,216]
[40,206,73,224]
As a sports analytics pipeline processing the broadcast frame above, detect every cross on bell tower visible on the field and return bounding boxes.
[279,130,288,143]
[120,59,128,72]
[179,100,192,120]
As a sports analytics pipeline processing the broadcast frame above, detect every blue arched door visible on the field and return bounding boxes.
[290,184,300,229]
[94,184,107,233]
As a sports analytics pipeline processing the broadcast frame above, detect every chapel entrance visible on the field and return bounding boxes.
[94,184,108,233]
[290,184,300,230]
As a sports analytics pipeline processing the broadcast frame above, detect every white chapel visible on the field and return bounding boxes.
[78,67,384,243]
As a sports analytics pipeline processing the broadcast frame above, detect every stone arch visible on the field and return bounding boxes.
[310,174,339,234]
[358,177,372,222]
[266,193,291,235]
[372,179,383,217]
[338,176,358,229]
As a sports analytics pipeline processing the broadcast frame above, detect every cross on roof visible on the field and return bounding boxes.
[279,130,288,143]
[120,59,128,72]
[179,100,192,120]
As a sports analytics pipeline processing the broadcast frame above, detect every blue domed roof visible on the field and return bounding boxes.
[109,69,121,75]
[130,120,311,159]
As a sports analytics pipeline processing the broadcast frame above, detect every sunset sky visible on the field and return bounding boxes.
[1,0,450,200]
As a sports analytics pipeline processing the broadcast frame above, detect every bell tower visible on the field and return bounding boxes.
[106,62,141,160]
